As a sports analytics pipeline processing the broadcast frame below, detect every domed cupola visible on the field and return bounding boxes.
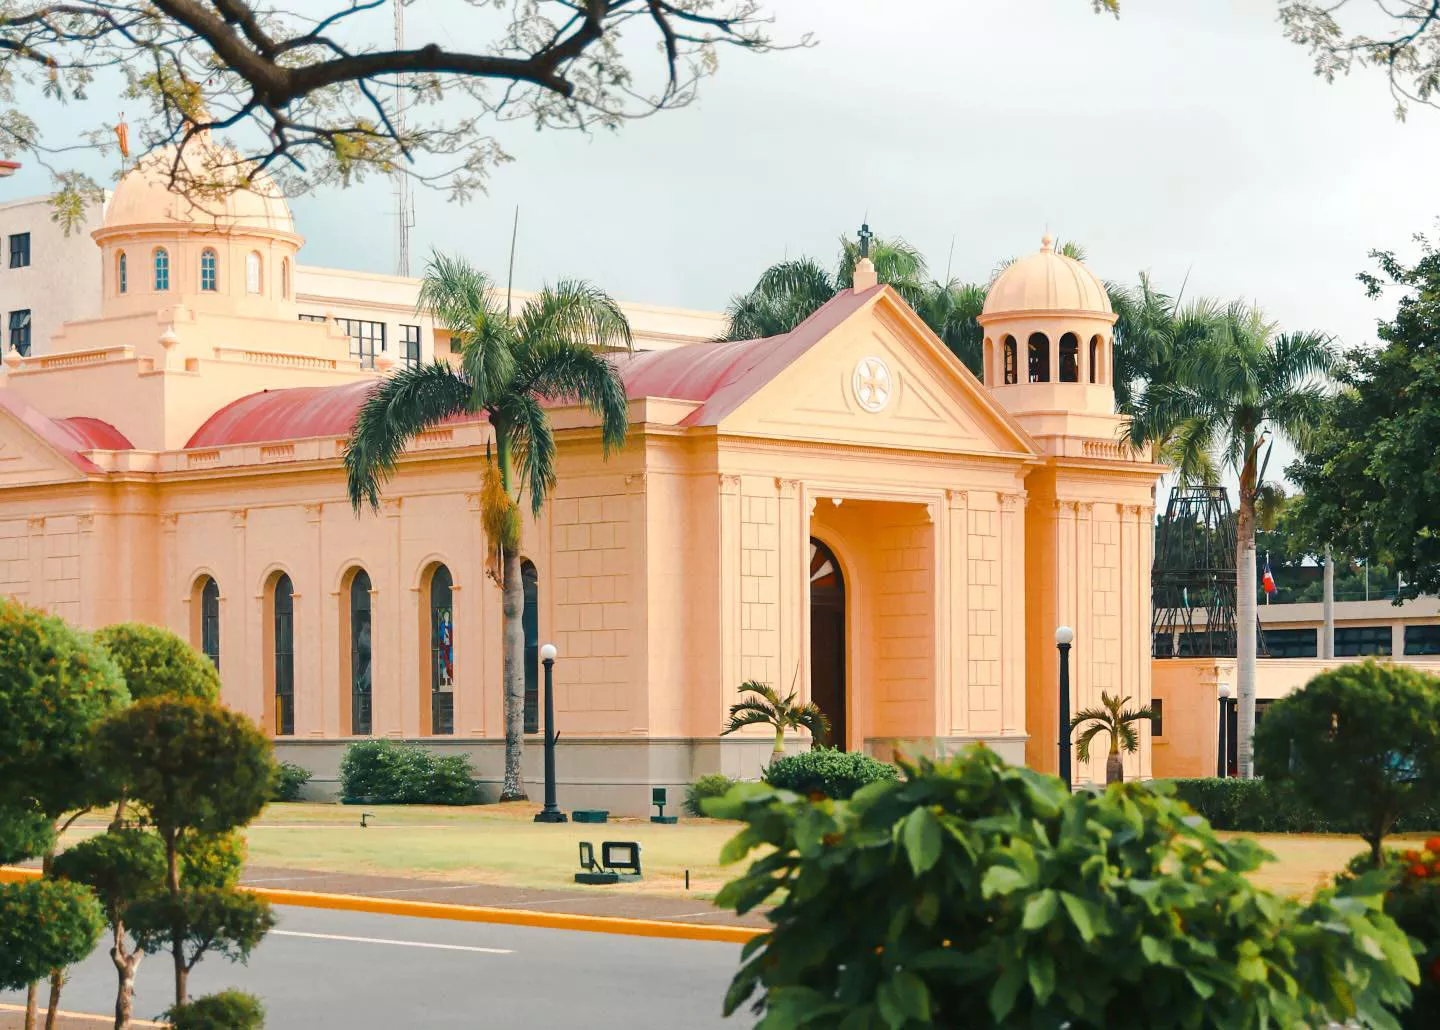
[976,235,1117,421]
[90,137,303,320]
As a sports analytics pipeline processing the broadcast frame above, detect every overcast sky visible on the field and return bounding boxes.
[7,0,1438,351]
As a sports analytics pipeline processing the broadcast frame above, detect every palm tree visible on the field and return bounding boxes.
[1126,302,1336,777]
[1070,691,1155,784]
[721,680,830,754]
[345,252,632,801]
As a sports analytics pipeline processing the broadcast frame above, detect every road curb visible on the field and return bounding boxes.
[0,1002,164,1027]
[1,866,762,945]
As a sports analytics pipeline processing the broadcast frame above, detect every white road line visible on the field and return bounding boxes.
[272,929,513,954]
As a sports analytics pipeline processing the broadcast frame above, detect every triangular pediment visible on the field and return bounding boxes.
[718,290,1037,457]
[0,402,91,487]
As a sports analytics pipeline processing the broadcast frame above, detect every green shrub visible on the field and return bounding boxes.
[1256,660,1440,863]
[166,990,265,1029]
[1166,776,1440,835]
[179,830,246,889]
[763,748,898,800]
[686,774,738,817]
[270,761,311,802]
[0,878,106,991]
[714,748,1420,1028]
[339,740,478,805]
[94,622,220,703]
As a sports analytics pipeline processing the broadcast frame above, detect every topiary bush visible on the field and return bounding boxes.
[339,740,479,805]
[269,761,311,802]
[686,774,738,817]
[94,622,220,703]
[711,747,1419,1029]
[1167,776,1440,834]
[763,748,898,800]
[166,989,265,1029]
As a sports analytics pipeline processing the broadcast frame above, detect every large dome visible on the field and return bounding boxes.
[982,235,1112,318]
[105,140,294,234]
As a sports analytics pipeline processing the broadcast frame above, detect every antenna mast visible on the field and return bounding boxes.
[394,1,414,277]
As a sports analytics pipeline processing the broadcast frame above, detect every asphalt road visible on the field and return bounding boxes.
[1,906,755,1028]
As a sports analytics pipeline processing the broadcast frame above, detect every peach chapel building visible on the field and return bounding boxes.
[0,156,1164,811]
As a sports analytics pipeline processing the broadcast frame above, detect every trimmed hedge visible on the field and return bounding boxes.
[764,748,898,800]
[1166,777,1440,834]
[339,740,479,805]
[685,774,737,817]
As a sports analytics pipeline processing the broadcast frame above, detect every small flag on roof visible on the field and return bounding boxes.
[1262,555,1277,596]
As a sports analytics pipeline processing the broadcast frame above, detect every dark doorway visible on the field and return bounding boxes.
[809,539,846,750]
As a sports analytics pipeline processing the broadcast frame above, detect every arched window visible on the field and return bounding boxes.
[1059,332,1080,383]
[200,577,220,669]
[272,573,295,736]
[200,249,218,291]
[1090,335,1103,384]
[246,251,262,295]
[1002,335,1018,385]
[522,560,539,734]
[281,257,291,299]
[1027,332,1050,383]
[349,569,373,736]
[430,565,454,735]
[153,248,170,292]
[117,251,127,294]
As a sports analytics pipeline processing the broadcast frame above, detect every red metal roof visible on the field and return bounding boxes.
[183,287,885,449]
[0,393,131,473]
[53,416,134,452]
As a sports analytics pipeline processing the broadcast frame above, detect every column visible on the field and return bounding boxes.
[231,509,253,724]
[946,489,969,735]
[999,491,1026,733]
[304,503,325,737]
[776,478,801,707]
[717,473,742,730]
[383,498,406,737]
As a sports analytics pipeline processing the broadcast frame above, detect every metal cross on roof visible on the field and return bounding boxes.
[858,222,873,259]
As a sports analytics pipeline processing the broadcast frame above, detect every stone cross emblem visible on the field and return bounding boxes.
[852,356,892,413]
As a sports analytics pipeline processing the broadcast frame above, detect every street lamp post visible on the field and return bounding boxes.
[1055,626,1074,791]
[534,643,567,824]
[1217,682,1231,778]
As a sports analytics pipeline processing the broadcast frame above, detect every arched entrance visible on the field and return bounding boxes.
[809,538,846,750]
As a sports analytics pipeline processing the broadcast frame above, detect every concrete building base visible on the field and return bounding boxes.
[275,733,1029,816]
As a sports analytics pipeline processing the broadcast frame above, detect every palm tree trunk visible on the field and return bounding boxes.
[1106,751,1124,785]
[1235,490,1258,779]
[499,545,527,801]
[773,725,785,754]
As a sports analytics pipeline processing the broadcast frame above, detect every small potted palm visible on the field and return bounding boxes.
[1070,690,1156,785]
[722,680,830,761]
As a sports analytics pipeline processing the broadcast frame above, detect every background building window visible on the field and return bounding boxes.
[273,573,295,736]
[200,577,220,669]
[1258,627,1318,658]
[200,249,218,291]
[401,323,421,368]
[1334,625,1392,657]
[1151,698,1163,737]
[9,232,30,268]
[8,310,31,355]
[337,317,386,369]
[246,252,262,294]
[430,565,454,735]
[297,313,327,323]
[118,251,127,294]
[1404,625,1440,656]
[154,248,169,291]
[523,560,539,734]
[350,570,373,736]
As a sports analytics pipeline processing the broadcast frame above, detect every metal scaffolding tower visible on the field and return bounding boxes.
[1152,486,1239,658]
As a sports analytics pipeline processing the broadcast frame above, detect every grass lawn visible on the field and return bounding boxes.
[58,803,1428,902]
[243,802,743,898]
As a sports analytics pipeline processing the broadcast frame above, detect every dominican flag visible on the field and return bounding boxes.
[1262,555,1277,597]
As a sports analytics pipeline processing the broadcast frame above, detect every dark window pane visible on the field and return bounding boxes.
[1334,625,1392,657]
[273,574,295,736]
[200,577,220,669]
[430,565,454,735]
[350,570,373,736]
[337,318,386,369]
[1151,698,1163,737]
[1404,625,1440,656]
[1027,332,1049,382]
[401,324,421,368]
[8,309,31,356]
[1259,628,1318,658]
[1002,336,1017,385]
[9,233,30,268]
[523,560,539,734]
[298,313,327,323]
[1059,332,1079,383]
